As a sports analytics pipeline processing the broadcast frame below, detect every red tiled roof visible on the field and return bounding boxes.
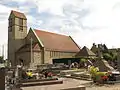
[34,29,80,52]
[11,10,27,19]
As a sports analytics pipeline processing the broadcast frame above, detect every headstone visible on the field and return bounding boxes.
[98,47,102,59]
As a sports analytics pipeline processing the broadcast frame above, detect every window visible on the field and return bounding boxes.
[19,18,23,26]
[19,18,23,31]
[55,51,58,57]
[52,51,54,57]
[9,18,12,27]
[51,51,55,57]
[9,27,12,32]
[54,51,56,57]
[50,51,52,58]
[19,26,23,31]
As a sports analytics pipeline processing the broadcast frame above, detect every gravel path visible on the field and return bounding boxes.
[85,83,120,90]
[21,78,91,90]
[21,78,120,90]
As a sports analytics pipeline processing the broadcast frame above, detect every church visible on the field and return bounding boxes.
[8,10,81,68]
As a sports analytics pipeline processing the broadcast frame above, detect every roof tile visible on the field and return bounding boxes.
[11,10,27,19]
[76,46,96,56]
[34,29,80,52]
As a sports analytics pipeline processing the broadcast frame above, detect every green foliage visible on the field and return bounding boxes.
[89,66,108,82]
[4,60,9,67]
[103,52,117,61]
[89,66,99,77]
[0,56,4,63]
[96,72,107,76]
[103,53,112,60]
[80,58,87,62]
[0,56,3,60]
[111,53,117,61]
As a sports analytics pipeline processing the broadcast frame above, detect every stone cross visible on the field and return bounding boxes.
[98,47,102,59]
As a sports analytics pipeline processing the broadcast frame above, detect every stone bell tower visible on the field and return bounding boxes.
[8,10,27,67]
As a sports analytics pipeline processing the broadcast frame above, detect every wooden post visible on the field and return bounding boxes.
[31,38,33,63]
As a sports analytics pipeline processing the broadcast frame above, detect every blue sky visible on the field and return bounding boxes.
[1,0,120,58]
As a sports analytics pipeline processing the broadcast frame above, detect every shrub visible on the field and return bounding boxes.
[89,66,108,83]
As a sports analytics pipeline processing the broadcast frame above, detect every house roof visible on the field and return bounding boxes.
[10,10,27,19]
[34,29,80,52]
[76,46,96,57]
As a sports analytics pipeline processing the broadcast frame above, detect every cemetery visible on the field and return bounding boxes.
[1,10,120,90]
[3,43,120,90]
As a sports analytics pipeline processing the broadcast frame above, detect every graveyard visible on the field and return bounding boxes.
[0,10,119,90]
[3,43,120,90]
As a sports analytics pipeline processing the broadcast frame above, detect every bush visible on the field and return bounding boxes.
[89,66,99,77]
[89,66,108,83]
[103,53,112,60]
[95,72,107,82]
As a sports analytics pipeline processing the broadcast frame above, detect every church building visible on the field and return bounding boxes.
[8,10,81,68]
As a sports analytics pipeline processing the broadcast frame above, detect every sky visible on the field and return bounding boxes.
[0,0,120,58]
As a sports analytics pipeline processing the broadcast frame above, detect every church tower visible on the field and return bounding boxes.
[8,10,27,66]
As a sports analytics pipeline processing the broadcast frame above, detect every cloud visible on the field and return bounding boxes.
[1,0,120,53]
[31,2,91,35]
[0,4,13,42]
[33,0,84,16]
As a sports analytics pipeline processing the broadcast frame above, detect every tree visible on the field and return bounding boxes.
[0,56,4,63]
[103,53,112,61]
[79,58,87,68]
[80,58,87,62]
[110,52,117,61]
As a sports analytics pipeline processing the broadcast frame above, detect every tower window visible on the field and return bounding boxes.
[19,18,23,31]
[9,18,12,27]
[9,27,12,32]
[19,18,23,26]
[19,26,23,31]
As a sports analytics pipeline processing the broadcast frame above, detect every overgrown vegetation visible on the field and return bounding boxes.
[0,56,4,63]
[89,66,108,83]
[80,58,87,62]
[103,52,117,61]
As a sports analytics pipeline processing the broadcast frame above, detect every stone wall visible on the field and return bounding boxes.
[44,50,77,64]
[32,51,42,67]
[16,51,30,67]
[8,13,27,67]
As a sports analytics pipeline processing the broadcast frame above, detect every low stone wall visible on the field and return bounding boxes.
[20,80,63,87]
[20,78,58,83]
[61,86,85,90]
